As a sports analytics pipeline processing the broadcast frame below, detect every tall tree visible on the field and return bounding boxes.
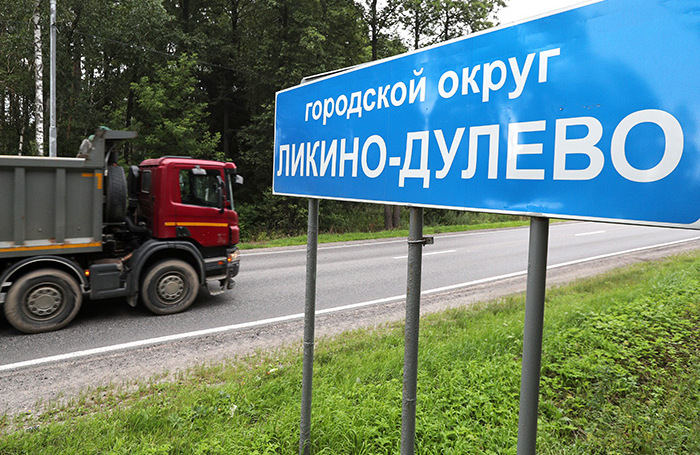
[235,0,369,201]
[399,0,439,49]
[32,0,44,155]
[399,0,506,49]
[360,0,402,61]
[435,0,506,42]
[1,0,39,155]
[58,0,173,155]
[128,54,221,161]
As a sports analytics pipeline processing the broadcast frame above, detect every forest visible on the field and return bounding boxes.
[1,0,506,240]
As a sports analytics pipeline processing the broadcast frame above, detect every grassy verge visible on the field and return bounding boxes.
[2,253,699,454]
[239,219,529,249]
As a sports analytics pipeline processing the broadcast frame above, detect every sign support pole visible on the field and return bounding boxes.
[401,207,425,455]
[299,198,319,455]
[516,216,550,455]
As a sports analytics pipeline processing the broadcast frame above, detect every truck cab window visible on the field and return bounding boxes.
[179,169,221,207]
[141,170,152,193]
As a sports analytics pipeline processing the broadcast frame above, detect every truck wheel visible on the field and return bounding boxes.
[141,260,199,315]
[4,270,83,334]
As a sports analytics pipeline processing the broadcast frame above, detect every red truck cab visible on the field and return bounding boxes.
[138,157,240,248]
[133,157,241,293]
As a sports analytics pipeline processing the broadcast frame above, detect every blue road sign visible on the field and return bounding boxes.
[273,0,700,229]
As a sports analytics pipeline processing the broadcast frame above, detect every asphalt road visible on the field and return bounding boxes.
[1,221,699,370]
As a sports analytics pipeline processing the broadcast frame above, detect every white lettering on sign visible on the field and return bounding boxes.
[280,109,685,187]
[461,66,480,95]
[361,135,387,178]
[291,143,305,176]
[307,141,320,177]
[434,128,465,179]
[303,49,559,125]
[438,71,460,99]
[348,92,363,118]
[611,109,684,183]
[508,53,536,99]
[462,125,500,180]
[482,60,507,103]
[400,131,431,188]
[321,140,338,177]
[553,117,604,180]
[339,137,357,177]
[507,120,546,180]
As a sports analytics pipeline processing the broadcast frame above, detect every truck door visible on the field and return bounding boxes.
[173,166,230,247]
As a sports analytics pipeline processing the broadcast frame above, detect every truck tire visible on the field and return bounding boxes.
[141,260,199,315]
[4,269,83,334]
[105,165,127,222]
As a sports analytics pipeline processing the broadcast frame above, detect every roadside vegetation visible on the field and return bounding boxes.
[3,0,507,242]
[2,252,699,454]
[239,205,530,247]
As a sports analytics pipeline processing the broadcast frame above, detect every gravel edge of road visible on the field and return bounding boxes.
[2,239,699,420]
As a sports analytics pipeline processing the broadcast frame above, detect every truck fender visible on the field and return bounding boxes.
[126,240,207,301]
[0,256,88,304]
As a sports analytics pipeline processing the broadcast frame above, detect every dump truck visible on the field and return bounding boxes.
[0,128,241,333]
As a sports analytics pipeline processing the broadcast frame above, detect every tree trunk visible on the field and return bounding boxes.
[384,205,393,229]
[223,101,230,157]
[19,95,28,155]
[384,205,401,229]
[413,9,420,49]
[0,87,5,137]
[370,0,378,61]
[33,0,44,156]
[393,205,401,228]
[443,10,450,41]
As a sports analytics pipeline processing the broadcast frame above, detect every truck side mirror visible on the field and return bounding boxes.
[217,175,225,212]
[234,174,244,185]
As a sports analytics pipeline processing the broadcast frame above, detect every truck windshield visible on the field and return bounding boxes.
[179,169,221,207]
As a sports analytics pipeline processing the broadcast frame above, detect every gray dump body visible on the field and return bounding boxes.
[0,129,135,259]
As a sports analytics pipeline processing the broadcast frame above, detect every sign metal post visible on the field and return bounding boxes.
[299,198,319,455]
[401,207,425,455]
[517,217,550,454]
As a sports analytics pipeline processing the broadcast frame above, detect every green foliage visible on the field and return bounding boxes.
[2,253,700,453]
[56,0,174,154]
[238,218,529,249]
[537,262,700,454]
[1,0,509,237]
[127,54,221,162]
[0,0,39,155]
[236,195,525,243]
[398,0,505,49]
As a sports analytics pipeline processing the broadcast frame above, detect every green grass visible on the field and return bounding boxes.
[239,220,529,249]
[2,253,699,454]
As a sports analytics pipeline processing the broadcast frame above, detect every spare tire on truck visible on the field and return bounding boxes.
[105,164,127,222]
[4,269,83,334]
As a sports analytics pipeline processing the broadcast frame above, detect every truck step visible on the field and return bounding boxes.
[206,279,235,296]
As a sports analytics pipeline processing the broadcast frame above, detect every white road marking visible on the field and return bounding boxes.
[575,230,606,237]
[2,235,698,373]
[393,250,457,260]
